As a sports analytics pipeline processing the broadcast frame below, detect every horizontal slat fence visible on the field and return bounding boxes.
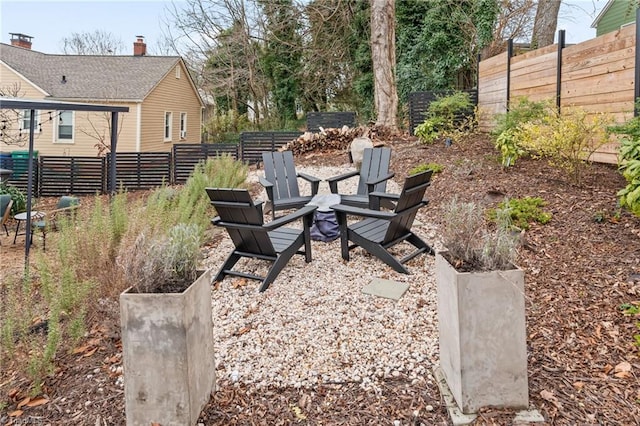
[478,24,638,163]
[40,157,105,196]
[108,153,171,191]
[408,90,478,135]
[1,157,38,194]
[306,112,356,132]
[173,143,239,184]
[240,132,303,165]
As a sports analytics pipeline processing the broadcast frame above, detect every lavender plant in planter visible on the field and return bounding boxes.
[119,223,215,425]
[436,200,528,414]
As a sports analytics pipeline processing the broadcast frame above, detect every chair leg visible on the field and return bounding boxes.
[260,254,291,293]
[214,252,242,282]
[335,211,350,261]
[303,213,313,263]
[406,233,435,255]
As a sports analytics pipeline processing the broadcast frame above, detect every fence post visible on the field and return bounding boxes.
[109,112,119,194]
[635,8,640,117]
[506,39,513,111]
[557,29,565,113]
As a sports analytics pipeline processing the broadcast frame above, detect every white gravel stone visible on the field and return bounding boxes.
[205,165,441,390]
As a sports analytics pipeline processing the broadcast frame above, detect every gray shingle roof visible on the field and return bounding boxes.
[1,43,181,101]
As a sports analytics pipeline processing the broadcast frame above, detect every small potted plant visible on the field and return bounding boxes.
[435,198,528,414]
[118,222,215,426]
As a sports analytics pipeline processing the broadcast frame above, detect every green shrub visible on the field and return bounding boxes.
[202,109,250,142]
[492,97,549,138]
[488,197,552,230]
[415,92,476,145]
[518,107,612,183]
[492,98,549,167]
[0,182,26,214]
[609,110,640,217]
[409,162,444,175]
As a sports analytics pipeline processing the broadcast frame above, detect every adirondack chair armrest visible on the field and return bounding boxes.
[297,172,321,195]
[365,172,395,187]
[265,205,317,230]
[297,172,320,183]
[259,176,274,188]
[331,204,395,220]
[259,176,276,201]
[369,191,400,201]
[326,170,359,193]
[211,217,264,231]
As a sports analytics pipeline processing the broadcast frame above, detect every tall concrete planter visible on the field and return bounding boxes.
[436,252,528,414]
[120,269,216,426]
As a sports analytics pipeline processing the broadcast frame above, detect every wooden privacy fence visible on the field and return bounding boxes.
[478,19,639,164]
[306,112,356,132]
[172,143,238,184]
[239,131,303,165]
[3,132,304,196]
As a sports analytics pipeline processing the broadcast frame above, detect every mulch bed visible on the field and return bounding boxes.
[1,132,639,425]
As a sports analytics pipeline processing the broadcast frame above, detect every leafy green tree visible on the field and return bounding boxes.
[396,0,498,99]
[260,0,302,124]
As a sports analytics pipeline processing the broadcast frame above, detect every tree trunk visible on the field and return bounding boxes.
[371,0,398,131]
[531,0,561,48]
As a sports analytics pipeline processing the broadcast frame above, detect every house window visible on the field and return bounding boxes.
[21,110,39,132]
[180,113,187,139]
[175,66,181,79]
[57,111,74,142]
[164,111,173,141]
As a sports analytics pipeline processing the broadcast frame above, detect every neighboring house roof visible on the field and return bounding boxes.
[0,43,195,102]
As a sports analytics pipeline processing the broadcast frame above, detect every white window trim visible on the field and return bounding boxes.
[180,112,187,139]
[54,110,75,144]
[164,111,173,142]
[20,109,39,132]
[175,66,181,79]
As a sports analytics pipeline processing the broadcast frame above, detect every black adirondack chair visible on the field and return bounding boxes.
[207,187,317,292]
[260,151,321,220]
[331,170,435,274]
[326,147,395,210]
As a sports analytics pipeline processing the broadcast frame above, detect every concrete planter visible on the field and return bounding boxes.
[436,252,528,414]
[120,269,216,426]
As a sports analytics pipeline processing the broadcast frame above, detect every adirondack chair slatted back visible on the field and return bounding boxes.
[383,170,433,243]
[262,151,300,202]
[357,148,391,195]
[207,188,277,257]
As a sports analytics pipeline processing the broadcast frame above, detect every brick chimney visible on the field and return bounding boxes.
[10,33,33,49]
[133,35,146,56]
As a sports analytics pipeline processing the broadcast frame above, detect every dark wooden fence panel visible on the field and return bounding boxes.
[306,112,356,132]
[108,153,171,191]
[2,156,38,194]
[408,90,478,135]
[239,132,302,165]
[39,156,105,196]
[173,143,239,184]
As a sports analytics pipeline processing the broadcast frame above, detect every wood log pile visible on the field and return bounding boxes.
[280,125,392,155]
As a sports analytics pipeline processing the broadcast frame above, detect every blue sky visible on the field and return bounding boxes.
[0,0,606,55]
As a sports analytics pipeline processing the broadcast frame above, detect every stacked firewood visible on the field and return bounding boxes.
[280,125,393,155]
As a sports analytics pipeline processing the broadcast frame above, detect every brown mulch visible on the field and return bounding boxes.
[1,132,640,425]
